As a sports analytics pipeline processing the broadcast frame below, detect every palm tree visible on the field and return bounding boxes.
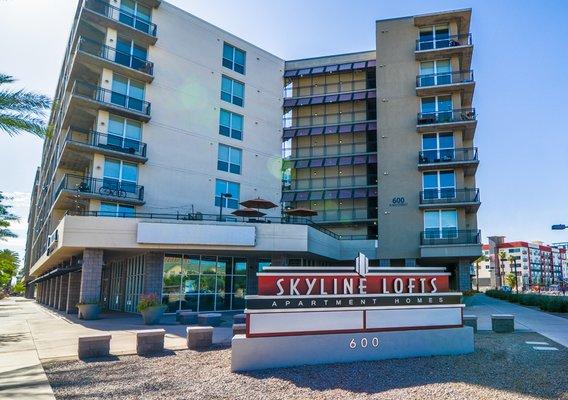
[498,251,508,288]
[474,254,488,291]
[0,74,51,137]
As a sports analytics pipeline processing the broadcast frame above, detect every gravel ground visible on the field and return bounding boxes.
[44,332,568,400]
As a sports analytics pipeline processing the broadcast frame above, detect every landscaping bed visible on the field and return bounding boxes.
[485,290,568,313]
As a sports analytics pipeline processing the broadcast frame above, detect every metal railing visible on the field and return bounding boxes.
[417,108,475,125]
[77,36,154,75]
[55,174,144,201]
[419,188,480,205]
[72,81,151,116]
[284,79,376,98]
[284,111,377,129]
[64,210,374,240]
[64,127,147,157]
[283,175,376,191]
[309,208,377,223]
[416,33,472,51]
[85,0,157,37]
[284,142,375,159]
[418,147,478,165]
[416,70,473,87]
[420,229,481,246]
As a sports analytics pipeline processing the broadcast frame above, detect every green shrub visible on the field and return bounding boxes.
[539,297,568,313]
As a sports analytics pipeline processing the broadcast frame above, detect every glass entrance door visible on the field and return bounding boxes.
[124,255,144,313]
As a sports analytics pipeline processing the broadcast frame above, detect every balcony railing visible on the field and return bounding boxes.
[417,108,475,125]
[284,142,375,159]
[72,81,151,116]
[418,147,478,165]
[420,229,481,246]
[56,174,144,201]
[284,79,376,98]
[85,0,157,37]
[310,208,377,223]
[64,127,147,157]
[419,188,480,205]
[283,175,376,191]
[284,111,377,129]
[416,70,473,88]
[77,36,154,75]
[416,33,472,51]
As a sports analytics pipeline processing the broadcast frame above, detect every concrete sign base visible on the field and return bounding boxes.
[231,326,474,372]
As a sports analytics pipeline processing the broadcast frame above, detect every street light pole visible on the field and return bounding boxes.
[218,192,232,221]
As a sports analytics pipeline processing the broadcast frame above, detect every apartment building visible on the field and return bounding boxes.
[474,240,567,290]
[23,2,481,314]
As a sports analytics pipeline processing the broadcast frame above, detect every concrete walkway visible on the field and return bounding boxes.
[465,294,568,348]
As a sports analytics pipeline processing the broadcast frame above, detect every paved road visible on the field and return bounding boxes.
[465,294,568,348]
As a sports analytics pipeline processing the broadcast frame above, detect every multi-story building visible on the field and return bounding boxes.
[23,2,481,315]
[474,239,567,290]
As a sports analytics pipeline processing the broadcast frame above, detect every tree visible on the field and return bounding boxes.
[474,254,488,291]
[0,74,51,137]
[505,272,517,289]
[12,281,25,295]
[0,192,19,240]
[498,251,508,288]
[0,249,19,290]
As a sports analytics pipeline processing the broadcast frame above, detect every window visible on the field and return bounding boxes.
[217,144,242,174]
[215,179,239,209]
[423,170,455,199]
[421,132,454,162]
[418,24,450,50]
[221,76,244,107]
[111,74,145,112]
[424,210,457,238]
[119,0,152,34]
[419,59,451,86]
[107,114,142,152]
[99,202,135,217]
[222,43,246,74]
[421,95,452,123]
[103,158,138,193]
[219,109,243,140]
[116,37,148,71]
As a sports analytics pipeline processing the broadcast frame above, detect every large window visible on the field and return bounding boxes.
[219,109,243,140]
[161,254,247,313]
[119,0,152,34]
[111,74,145,112]
[423,170,455,199]
[421,132,454,162]
[103,158,138,193]
[99,202,135,217]
[418,24,450,50]
[221,75,244,107]
[116,37,148,71]
[421,95,452,122]
[107,114,142,152]
[419,59,451,86]
[218,144,242,174]
[424,209,457,238]
[222,43,246,74]
[215,179,239,209]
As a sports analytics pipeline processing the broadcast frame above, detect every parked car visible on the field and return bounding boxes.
[500,286,512,293]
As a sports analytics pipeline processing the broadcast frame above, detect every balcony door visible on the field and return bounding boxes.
[107,114,142,153]
[422,132,454,163]
[419,59,451,86]
[119,0,152,34]
[423,170,455,200]
[116,37,148,71]
[111,74,145,112]
[424,209,457,239]
[419,25,450,50]
[103,158,138,193]
[421,95,452,123]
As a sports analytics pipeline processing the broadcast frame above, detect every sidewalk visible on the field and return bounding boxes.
[465,294,568,348]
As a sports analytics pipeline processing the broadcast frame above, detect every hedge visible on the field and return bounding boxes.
[485,290,568,313]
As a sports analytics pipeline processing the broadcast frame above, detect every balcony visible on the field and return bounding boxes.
[415,34,473,70]
[83,0,158,45]
[284,79,375,98]
[67,81,151,122]
[310,208,378,224]
[416,108,476,138]
[419,188,480,211]
[284,142,375,159]
[76,37,154,82]
[420,229,480,246]
[282,187,378,202]
[283,175,376,191]
[284,111,377,130]
[53,174,145,209]
[58,127,148,170]
[416,70,474,105]
[418,147,478,175]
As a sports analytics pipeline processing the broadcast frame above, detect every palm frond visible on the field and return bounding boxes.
[0,90,51,112]
[0,113,49,137]
[0,74,15,85]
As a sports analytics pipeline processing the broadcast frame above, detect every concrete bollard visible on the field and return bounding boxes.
[491,314,514,333]
[179,311,199,325]
[186,326,213,350]
[78,335,111,359]
[463,315,478,333]
[136,329,166,355]
[198,313,222,327]
[233,313,246,324]
[233,323,246,335]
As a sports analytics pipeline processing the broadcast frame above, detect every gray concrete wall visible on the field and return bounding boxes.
[58,274,69,311]
[79,249,103,303]
[67,271,81,314]
[143,252,164,297]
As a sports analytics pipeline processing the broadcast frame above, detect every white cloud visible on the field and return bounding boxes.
[1,192,31,264]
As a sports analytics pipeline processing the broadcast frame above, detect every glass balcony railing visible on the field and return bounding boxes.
[284,111,377,129]
[72,81,151,116]
[420,229,481,246]
[419,188,480,205]
[284,79,376,98]
[418,147,478,165]
[284,142,375,159]
[308,208,377,223]
[417,108,475,125]
[77,36,154,75]
[63,127,147,157]
[283,175,376,191]
[55,174,144,202]
[84,0,157,37]
[416,70,473,88]
[416,33,472,51]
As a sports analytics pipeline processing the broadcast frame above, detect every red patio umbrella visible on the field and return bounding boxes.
[231,208,267,217]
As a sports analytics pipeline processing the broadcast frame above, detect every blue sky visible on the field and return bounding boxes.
[1,0,568,261]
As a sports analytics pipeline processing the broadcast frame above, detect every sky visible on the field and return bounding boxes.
[1,0,568,263]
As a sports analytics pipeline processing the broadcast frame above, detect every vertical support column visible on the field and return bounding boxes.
[41,282,46,304]
[55,276,62,309]
[67,271,81,314]
[48,279,55,307]
[119,263,127,311]
[80,249,104,303]
[143,252,164,298]
[457,259,472,291]
[58,274,69,311]
[246,257,259,296]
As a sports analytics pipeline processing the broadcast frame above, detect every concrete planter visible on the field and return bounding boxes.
[141,305,167,325]
[77,304,101,320]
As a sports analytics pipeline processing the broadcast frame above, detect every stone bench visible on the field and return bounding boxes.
[187,326,213,350]
[78,334,111,359]
[176,309,193,322]
[463,315,478,333]
[198,313,222,327]
[178,311,198,325]
[233,313,246,324]
[136,329,165,355]
[233,323,246,335]
[491,314,514,333]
